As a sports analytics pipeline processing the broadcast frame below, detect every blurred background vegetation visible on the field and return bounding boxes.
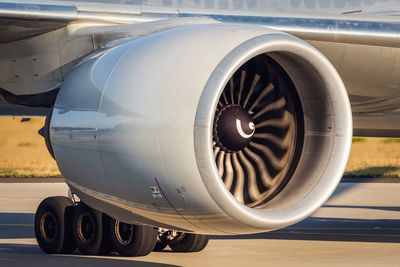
[0,117,60,177]
[344,137,400,178]
[0,117,399,178]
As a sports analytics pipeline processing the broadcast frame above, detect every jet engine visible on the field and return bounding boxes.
[50,23,352,234]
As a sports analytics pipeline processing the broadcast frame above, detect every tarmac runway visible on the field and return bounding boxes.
[0,180,400,266]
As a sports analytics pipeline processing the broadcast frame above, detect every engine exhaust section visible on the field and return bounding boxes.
[50,23,352,234]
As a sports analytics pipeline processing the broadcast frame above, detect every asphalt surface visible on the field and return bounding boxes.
[0,181,400,266]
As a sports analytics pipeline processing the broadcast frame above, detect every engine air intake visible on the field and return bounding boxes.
[212,55,303,207]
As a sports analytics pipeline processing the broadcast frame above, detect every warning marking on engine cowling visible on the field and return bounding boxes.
[149,186,163,199]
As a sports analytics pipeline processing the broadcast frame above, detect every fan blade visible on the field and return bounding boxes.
[253,97,286,120]
[243,147,273,189]
[237,151,261,202]
[253,129,293,150]
[248,83,274,112]
[255,110,292,129]
[222,90,229,105]
[216,150,225,177]
[213,145,221,159]
[237,70,246,105]
[249,142,290,171]
[243,74,260,109]
[231,153,245,204]
[223,153,234,189]
[229,78,235,104]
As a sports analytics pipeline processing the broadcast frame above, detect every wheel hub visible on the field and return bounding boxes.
[115,221,133,245]
[77,212,95,243]
[40,212,58,242]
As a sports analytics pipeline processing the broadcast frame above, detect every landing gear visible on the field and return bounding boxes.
[34,196,209,256]
[169,233,209,253]
[153,230,209,253]
[34,197,75,254]
[72,203,110,255]
[109,218,157,256]
[153,233,169,252]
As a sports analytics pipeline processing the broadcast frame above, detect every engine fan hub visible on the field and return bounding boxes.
[214,105,255,152]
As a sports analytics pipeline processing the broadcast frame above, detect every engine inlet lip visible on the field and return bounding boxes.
[194,32,352,230]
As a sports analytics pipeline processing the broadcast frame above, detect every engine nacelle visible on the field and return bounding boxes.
[51,23,352,234]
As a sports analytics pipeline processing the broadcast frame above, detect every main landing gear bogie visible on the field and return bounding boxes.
[34,196,209,256]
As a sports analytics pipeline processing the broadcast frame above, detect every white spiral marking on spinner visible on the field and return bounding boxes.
[236,119,255,139]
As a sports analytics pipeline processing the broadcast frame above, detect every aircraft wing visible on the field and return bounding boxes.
[0,2,74,43]
[0,1,399,46]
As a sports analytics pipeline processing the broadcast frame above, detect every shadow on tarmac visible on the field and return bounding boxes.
[0,244,179,267]
[212,215,400,243]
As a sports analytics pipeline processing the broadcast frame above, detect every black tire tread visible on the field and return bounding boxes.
[153,240,168,252]
[169,233,209,253]
[136,225,157,256]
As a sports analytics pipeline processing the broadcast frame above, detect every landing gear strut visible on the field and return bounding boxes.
[34,196,209,256]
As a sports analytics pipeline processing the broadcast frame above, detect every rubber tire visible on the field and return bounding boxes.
[153,240,168,252]
[72,203,110,255]
[109,218,157,257]
[34,196,75,254]
[169,233,209,253]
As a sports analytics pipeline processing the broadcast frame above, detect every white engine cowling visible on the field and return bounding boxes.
[51,23,352,234]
